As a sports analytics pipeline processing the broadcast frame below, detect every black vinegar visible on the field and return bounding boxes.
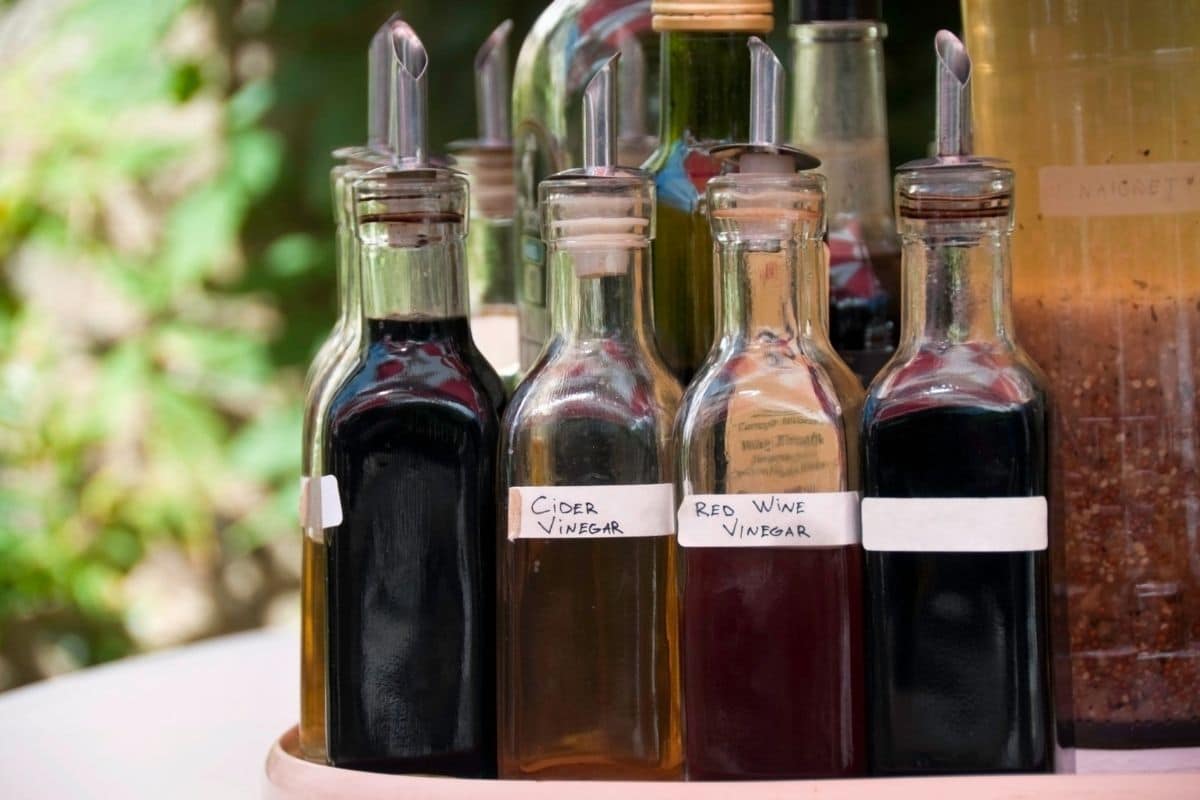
[862,401,1053,774]
[325,316,502,775]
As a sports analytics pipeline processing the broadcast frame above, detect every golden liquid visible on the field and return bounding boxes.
[498,351,683,779]
[299,535,326,761]
[965,0,1200,742]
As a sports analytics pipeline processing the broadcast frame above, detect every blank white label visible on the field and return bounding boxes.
[677,492,860,548]
[299,475,343,535]
[861,497,1048,552]
[508,484,674,540]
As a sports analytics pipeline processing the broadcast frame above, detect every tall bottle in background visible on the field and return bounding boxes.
[964,0,1200,750]
[645,0,772,383]
[323,24,503,775]
[298,14,396,763]
[861,33,1052,775]
[675,39,865,780]
[513,0,659,369]
[789,0,899,384]
[498,59,682,779]
[451,20,520,388]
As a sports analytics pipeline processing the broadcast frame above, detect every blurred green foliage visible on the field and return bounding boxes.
[0,0,955,688]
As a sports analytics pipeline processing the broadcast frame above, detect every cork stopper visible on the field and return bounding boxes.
[652,0,774,33]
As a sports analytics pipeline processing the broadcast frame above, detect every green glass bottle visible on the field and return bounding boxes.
[643,0,773,382]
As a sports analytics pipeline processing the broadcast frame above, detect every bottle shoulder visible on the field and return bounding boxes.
[864,341,1048,427]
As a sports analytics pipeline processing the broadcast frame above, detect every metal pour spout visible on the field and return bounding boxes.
[474,19,513,145]
[368,12,404,150]
[934,29,972,158]
[388,20,429,165]
[582,53,618,170]
[748,37,784,148]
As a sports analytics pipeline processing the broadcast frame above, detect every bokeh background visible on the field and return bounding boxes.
[0,0,957,689]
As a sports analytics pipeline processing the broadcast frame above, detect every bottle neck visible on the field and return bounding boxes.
[659,32,752,144]
[548,245,654,346]
[899,221,1015,350]
[717,240,802,341]
[360,238,469,324]
[789,21,891,225]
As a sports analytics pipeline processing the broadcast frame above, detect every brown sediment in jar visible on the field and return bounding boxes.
[1015,291,1200,746]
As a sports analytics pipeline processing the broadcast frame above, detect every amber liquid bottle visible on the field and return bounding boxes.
[676,170,866,779]
[644,1,772,383]
[498,63,682,775]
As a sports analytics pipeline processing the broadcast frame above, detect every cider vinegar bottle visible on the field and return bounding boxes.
[498,57,683,780]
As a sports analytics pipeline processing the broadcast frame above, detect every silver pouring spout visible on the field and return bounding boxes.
[748,36,784,148]
[582,53,619,171]
[367,13,405,150]
[934,29,973,159]
[474,20,513,146]
[388,20,429,165]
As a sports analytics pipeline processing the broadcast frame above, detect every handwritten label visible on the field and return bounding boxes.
[861,497,1047,552]
[299,475,343,538]
[507,484,674,540]
[678,492,860,548]
[1038,163,1200,217]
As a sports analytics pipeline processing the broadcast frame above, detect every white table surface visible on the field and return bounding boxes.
[0,626,297,800]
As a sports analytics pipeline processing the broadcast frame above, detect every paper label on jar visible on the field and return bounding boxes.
[299,475,343,536]
[1038,162,1200,218]
[677,492,860,548]
[507,484,675,540]
[861,497,1048,552]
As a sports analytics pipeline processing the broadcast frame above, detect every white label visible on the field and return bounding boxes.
[861,497,1047,552]
[507,484,674,540]
[1038,162,1200,217]
[677,492,860,548]
[299,475,343,535]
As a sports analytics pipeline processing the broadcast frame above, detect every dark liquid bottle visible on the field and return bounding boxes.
[862,38,1053,773]
[676,166,865,779]
[324,159,502,775]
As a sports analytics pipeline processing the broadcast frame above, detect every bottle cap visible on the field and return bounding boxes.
[790,0,882,23]
[651,0,774,33]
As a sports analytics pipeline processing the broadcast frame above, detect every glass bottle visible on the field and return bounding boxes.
[513,0,659,370]
[323,24,502,775]
[451,20,520,388]
[644,1,773,384]
[298,14,395,763]
[498,58,683,780]
[789,0,899,384]
[964,0,1200,751]
[861,33,1052,775]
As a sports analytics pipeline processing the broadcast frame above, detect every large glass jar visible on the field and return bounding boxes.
[964,0,1200,749]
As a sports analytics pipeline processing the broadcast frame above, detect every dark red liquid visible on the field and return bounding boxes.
[682,546,866,779]
[325,316,501,776]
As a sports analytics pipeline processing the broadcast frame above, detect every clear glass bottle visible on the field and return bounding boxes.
[298,14,395,763]
[322,24,502,775]
[676,38,865,780]
[861,33,1052,775]
[789,0,899,384]
[451,20,520,388]
[964,0,1200,751]
[644,1,773,384]
[498,59,682,780]
[513,0,659,369]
